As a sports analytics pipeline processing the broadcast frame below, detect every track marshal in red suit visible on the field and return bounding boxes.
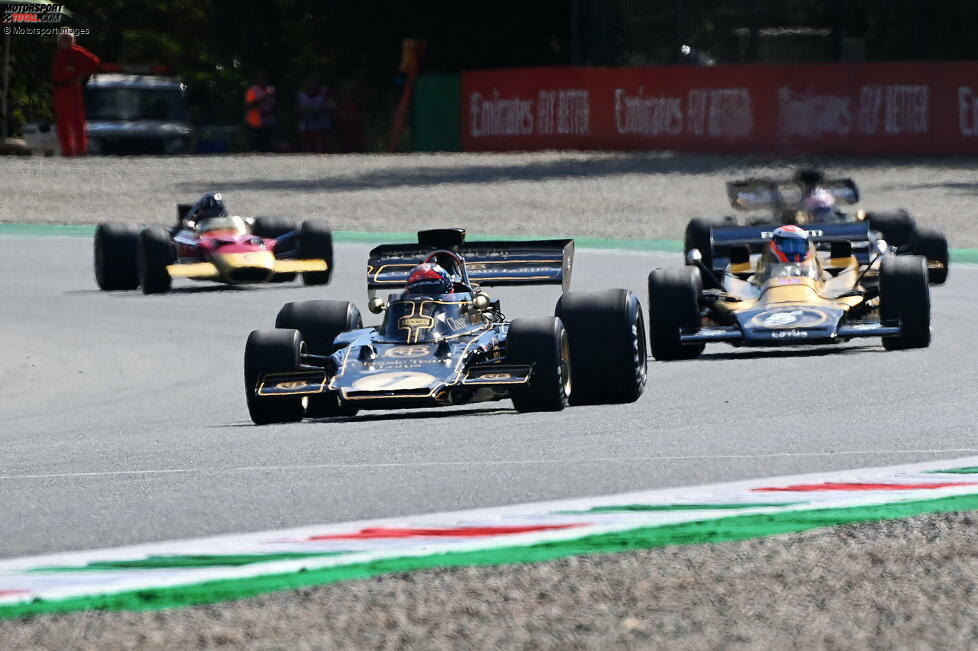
[52,32,100,156]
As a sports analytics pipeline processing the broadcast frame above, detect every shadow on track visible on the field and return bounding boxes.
[66,283,313,296]
[173,155,978,197]
[218,406,515,429]
[173,154,746,195]
[694,344,885,361]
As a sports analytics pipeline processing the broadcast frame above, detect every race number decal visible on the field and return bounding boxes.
[352,372,437,391]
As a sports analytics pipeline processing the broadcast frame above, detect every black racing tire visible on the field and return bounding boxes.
[93,222,140,290]
[867,210,916,247]
[275,300,362,355]
[244,329,306,425]
[253,216,299,239]
[298,220,334,286]
[684,217,719,271]
[648,266,704,361]
[555,288,647,405]
[880,255,930,351]
[138,227,176,294]
[275,299,362,417]
[506,317,570,412]
[910,228,949,285]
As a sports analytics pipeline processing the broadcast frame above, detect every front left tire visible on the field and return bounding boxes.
[506,317,570,412]
[880,255,930,350]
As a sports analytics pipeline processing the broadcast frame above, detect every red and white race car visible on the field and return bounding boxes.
[93,192,333,294]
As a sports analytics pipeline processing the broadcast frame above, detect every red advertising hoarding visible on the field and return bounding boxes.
[462,63,978,155]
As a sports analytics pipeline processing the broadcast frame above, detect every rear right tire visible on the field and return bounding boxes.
[244,329,307,425]
[506,317,570,412]
[94,222,139,290]
[879,255,930,350]
[275,300,362,355]
[648,266,704,361]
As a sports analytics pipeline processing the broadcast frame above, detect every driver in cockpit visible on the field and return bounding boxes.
[753,225,821,285]
[405,262,454,296]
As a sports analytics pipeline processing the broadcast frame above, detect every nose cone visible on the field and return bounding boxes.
[214,250,276,283]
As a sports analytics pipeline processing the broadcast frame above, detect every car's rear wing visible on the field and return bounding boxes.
[367,239,574,293]
[710,222,873,250]
[705,222,876,272]
[726,178,859,211]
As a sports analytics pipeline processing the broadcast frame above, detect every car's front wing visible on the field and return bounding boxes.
[681,321,902,346]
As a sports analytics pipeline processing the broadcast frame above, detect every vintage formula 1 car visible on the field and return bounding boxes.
[243,229,647,424]
[683,169,949,285]
[93,192,333,294]
[649,222,931,360]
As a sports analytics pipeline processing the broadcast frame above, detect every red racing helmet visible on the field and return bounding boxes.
[406,262,453,295]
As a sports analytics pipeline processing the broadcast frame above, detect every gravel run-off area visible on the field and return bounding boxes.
[2,152,978,246]
[4,512,978,649]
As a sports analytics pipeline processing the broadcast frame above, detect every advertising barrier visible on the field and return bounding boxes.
[462,63,978,155]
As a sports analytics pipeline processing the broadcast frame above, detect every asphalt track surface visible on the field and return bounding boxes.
[2,235,977,559]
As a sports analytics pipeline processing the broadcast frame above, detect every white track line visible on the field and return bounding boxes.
[4,448,978,481]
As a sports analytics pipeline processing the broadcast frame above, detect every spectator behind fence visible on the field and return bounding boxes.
[52,32,100,157]
[335,79,365,153]
[244,70,276,152]
[297,75,335,154]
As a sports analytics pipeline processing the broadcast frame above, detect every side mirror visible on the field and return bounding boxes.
[367,297,386,314]
[686,248,703,265]
[472,292,491,311]
[875,240,889,256]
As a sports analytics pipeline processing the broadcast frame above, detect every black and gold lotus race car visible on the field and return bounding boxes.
[243,229,647,424]
[683,169,949,285]
[648,222,932,360]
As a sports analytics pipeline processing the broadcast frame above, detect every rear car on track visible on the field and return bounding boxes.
[244,228,647,424]
[683,168,949,285]
[93,192,333,294]
[649,222,931,360]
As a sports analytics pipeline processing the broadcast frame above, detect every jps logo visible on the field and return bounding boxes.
[398,316,433,329]
[385,346,430,358]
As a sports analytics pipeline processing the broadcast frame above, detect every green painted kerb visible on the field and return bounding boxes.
[3,222,978,261]
[3,493,978,620]
[929,467,978,475]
